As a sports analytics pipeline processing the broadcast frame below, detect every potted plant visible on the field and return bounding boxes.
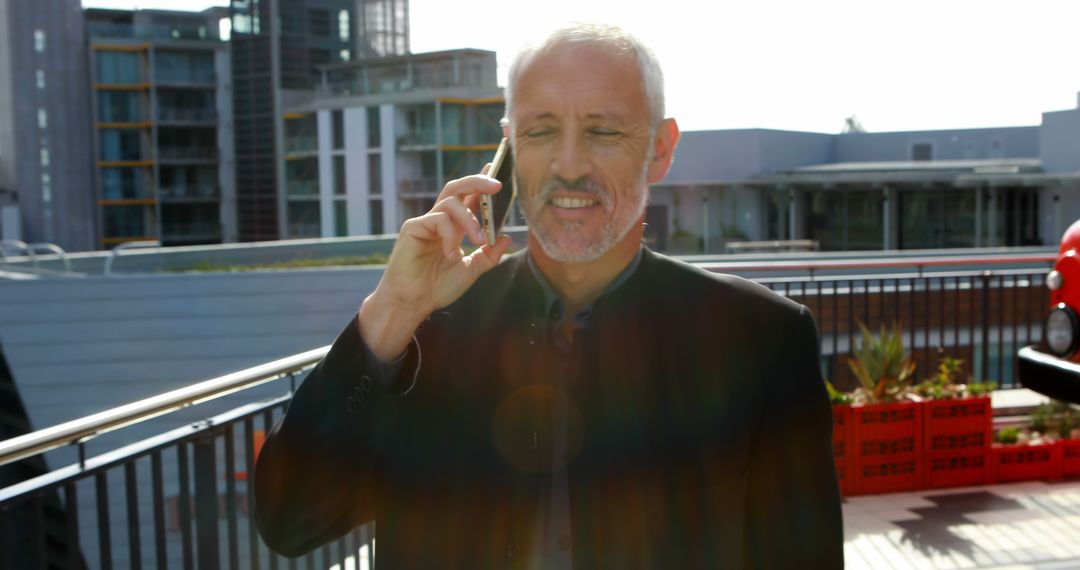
[913,355,996,489]
[826,380,853,495]
[846,321,922,495]
[989,407,1063,483]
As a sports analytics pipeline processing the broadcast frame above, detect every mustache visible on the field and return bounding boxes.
[537,176,608,202]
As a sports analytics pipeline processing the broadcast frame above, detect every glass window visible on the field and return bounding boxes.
[34,30,45,53]
[37,109,47,129]
[103,205,145,237]
[99,91,142,123]
[368,154,381,195]
[846,190,884,250]
[334,155,346,195]
[285,158,318,195]
[334,200,347,236]
[339,49,351,62]
[99,130,143,161]
[308,9,330,37]
[36,70,45,89]
[287,201,321,237]
[155,51,214,83]
[97,51,141,84]
[369,199,383,234]
[101,167,145,199]
[40,147,49,167]
[911,143,932,161]
[802,189,846,251]
[332,110,344,149]
[338,10,350,41]
[367,107,381,147]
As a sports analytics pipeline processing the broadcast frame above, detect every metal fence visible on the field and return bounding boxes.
[0,348,375,570]
[754,268,1050,390]
[0,263,1055,568]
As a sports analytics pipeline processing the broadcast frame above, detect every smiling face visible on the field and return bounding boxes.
[509,43,664,263]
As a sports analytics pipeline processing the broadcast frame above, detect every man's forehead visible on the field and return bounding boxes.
[511,43,647,120]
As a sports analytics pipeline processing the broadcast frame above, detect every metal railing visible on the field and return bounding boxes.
[0,260,1056,567]
[753,267,1052,390]
[0,345,379,569]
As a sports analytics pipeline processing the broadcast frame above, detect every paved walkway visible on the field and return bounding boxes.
[844,480,1080,569]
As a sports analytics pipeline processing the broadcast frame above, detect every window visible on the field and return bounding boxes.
[37,109,47,129]
[911,143,933,161]
[335,200,347,236]
[97,51,141,84]
[36,70,45,89]
[309,9,330,37]
[367,107,381,147]
[369,199,383,234]
[338,10,350,41]
[34,30,45,53]
[40,147,49,167]
[339,49,351,62]
[219,17,232,41]
[334,156,346,195]
[332,110,344,149]
[368,154,381,195]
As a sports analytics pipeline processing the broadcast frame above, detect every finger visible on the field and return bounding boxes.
[479,162,492,176]
[433,196,484,245]
[463,234,513,279]
[409,211,463,259]
[437,174,502,203]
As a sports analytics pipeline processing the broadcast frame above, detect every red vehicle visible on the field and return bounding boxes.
[1018,219,1080,404]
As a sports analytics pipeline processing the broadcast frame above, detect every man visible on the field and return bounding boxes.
[255,23,843,568]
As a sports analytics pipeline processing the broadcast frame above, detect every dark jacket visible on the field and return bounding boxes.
[254,248,843,568]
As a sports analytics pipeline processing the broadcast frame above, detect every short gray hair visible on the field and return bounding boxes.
[504,22,666,129]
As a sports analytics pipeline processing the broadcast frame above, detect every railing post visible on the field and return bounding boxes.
[193,429,220,569]
[980,271,992,382]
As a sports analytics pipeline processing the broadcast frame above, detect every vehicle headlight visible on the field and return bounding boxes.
[1048,270,1063,291]
[1046,304,1078,356]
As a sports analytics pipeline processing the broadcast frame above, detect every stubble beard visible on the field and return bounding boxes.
[520,158,650,264]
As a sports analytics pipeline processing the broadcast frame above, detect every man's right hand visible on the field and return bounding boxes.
[357,172,513,361]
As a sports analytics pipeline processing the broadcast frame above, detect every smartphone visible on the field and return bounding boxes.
[479,137,516,246]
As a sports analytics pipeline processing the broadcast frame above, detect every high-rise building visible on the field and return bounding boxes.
[0,0,95,251]
[85,8,235,248]
[230,0,409,242]
[283,49,503,238]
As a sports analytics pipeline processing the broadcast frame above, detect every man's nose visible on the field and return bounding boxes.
[551,135,591,181]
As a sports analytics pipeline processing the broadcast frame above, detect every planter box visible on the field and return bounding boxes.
[832,405,853,496]
[924,450,988,489]
[989,442,1063,483]
[1062,439,1080,479]
[851,402,923,495]
[921,397,992,489]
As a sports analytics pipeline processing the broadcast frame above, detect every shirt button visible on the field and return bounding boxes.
[558,534,571,550]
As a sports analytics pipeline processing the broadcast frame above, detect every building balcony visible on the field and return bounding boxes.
[397,131,436,148]
[158,108,217,124]
[159,185,219,201]
[286,180,319,196]
[285,137,317,154]
[154,70,216,85]
[399,177,440,197]
[162,221,221,239]
[158,147,217,162]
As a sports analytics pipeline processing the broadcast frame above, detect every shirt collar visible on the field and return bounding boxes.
[526,246,644,322]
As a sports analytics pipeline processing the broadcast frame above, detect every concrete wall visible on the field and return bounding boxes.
[836,126,1040,162]
[1040,108,1080,173]
[662,129,834,185]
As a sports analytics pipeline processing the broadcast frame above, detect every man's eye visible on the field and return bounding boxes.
[589,129,620,137]
[525,129,553,138]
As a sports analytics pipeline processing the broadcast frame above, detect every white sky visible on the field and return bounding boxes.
[83,0,1080,134]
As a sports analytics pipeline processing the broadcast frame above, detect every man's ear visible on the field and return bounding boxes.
[646,118,681,185]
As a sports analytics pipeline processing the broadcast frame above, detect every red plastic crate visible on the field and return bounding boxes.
[832,405,853,496]
[1062,439,1080,478]
[924,450,988,489]
[923,397,992,453]
[989,442,1063,483]
[851,402,923,495]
